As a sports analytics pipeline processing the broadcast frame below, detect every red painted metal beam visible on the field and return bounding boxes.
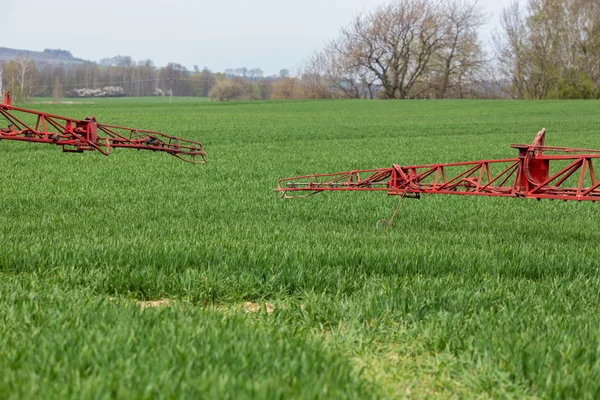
[0,91,206,164]
[276,129,600,202]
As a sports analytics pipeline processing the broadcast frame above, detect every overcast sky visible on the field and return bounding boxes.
[4,0,513,75]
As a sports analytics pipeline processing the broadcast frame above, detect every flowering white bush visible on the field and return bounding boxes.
[68,86,126,98]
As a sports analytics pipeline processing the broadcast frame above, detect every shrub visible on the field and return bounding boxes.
[68,86,126,98]
[208,78,260,101]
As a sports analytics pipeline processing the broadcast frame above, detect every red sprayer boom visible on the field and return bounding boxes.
[0,91,206,163]
[277,130,600,202]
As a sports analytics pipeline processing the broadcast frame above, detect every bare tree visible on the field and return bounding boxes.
[452,31,487,98]
[318,39,379,99]
[196,67,216,97]
[234,67,248,78]
[494,1,540,98]
[434,0,487,98]
[9,57,39,102]
[257,78,274,99]
[247,68,264,81]
[574,0,600,96]
[495,0,599,99]
[297,0,488,99]
[299,51,338,99]
[340,0,447,99]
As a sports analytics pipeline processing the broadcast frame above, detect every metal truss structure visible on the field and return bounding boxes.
[0,91,205,163]
[277,129,600,202]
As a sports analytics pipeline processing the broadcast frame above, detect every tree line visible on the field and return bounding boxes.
[495,0,600,99]
[298,0,599,99]
[1,0,599,102]
[0,56,221,102]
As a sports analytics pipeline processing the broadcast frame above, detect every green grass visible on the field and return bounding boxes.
[1,98,600,398]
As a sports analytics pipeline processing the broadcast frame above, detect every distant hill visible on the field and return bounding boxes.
[0,47,89,65]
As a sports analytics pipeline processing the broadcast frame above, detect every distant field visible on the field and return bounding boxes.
[31,96,210,104]
[1,98,600,398]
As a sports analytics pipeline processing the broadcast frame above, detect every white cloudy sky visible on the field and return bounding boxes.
[4,0,513,75]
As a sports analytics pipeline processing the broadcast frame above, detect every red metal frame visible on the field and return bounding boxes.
[277,129,600,202]
[0,91,206,163]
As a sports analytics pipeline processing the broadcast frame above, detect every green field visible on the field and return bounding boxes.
[1,98,600,399]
